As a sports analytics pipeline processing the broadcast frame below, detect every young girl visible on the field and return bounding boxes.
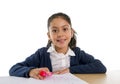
[9,12,107,79]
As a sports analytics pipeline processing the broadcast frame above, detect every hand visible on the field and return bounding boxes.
[53,68,70,74]
[29,67,50,80]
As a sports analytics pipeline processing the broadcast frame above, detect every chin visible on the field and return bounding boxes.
[57,45,67,48]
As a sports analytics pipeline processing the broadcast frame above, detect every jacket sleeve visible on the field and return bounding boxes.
[9,49,41,77]
[69,47,107,74]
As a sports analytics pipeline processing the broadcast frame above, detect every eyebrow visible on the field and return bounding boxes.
[62,25,70,27]
[50,25,70,29]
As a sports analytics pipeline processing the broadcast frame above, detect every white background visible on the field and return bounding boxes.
[0,0,120,76]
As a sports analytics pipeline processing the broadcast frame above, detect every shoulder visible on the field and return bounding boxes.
[73,47,80,51]
[31,47,49,59]
[72,47,82,53]
[72,47,82,56]
[72,47,91,57]
[38,47,48,51]
[36,47,49,54]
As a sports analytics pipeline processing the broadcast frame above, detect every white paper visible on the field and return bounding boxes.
[0,73,88,84]
[44,73,88,84]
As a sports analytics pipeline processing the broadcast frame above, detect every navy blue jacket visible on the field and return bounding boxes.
[9,47,106,77]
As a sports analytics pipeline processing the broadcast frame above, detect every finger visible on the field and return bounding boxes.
[43,67,50,72]
[38,67,48,71]
[53,71,60,74]
[32,75,40,79]
[57,69,69,74]
[59,71,66,74]
[38,75,44,80]
[39,67,50,73]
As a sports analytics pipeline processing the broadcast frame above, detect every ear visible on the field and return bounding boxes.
[71,28,74,38]
[47,32,51,39]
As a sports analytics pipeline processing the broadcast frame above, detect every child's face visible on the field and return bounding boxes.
[47,17,73,50]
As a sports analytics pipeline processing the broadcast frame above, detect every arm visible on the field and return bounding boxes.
[9,49,41,77]
[69,47,107,74]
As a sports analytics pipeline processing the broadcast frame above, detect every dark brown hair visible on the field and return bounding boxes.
[47,12,77,50]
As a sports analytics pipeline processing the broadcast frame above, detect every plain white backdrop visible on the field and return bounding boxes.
[0,0,120,76]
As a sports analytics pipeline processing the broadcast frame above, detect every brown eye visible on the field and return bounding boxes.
[63,28,68,32]
[52,29,57,33]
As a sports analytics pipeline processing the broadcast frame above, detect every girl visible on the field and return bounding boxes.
[9,12,107,79]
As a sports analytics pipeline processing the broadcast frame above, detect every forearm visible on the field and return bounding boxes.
[9,64,35,77]
[69,60,107,74]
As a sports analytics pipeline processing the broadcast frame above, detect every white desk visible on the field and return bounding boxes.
[0,73,88,84]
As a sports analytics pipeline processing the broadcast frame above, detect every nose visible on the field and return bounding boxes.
[57,30,64,37]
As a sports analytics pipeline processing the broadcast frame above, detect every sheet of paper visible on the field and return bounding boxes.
[0,73,88,84]
[27,73,88,84]
[44,73,88,84]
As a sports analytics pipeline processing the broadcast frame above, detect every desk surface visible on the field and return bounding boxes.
[74,70,120,84]
[0,70,120,84]
[0,73,87,84]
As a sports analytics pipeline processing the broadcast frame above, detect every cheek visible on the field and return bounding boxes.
[49,34,56,41]
[67,33,72,39]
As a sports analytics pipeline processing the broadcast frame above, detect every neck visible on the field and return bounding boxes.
[55,47,68,54]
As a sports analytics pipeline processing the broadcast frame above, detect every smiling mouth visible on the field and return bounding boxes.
[57,39,66,43]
